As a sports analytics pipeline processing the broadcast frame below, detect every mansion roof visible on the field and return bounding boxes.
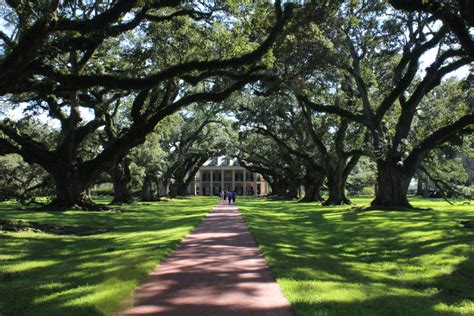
[202,156,240,167]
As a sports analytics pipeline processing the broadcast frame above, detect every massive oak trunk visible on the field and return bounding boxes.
[268,178,287,196]
[371,160,412,209]
[286,183,299,199]
[322,159,351,206]
[168,183,178,197]
[110,159,133,204]
[301,180,324,202]
[173,157,205,197]
[176,183,188,196]
[176,174,197,196]
[49,169,94,210]
[269,177,296,198]
[323,174,351,206]
[301,173,324,202]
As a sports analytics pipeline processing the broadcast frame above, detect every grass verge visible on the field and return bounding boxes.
[0,196,217,316]
[238,196,474,316]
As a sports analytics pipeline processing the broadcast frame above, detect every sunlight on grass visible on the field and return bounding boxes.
[0,196,217,316]
[2,259,58,273]
[238,196,474,316]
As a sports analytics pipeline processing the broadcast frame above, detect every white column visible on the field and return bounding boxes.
[210,170,213,196]
[243,170,247,196]
[232,169,235,191]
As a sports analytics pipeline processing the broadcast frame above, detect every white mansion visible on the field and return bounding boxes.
[187,156,269,196]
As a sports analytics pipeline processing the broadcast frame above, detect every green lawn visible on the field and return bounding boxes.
[238,196,474,316]
[0,197,217,316]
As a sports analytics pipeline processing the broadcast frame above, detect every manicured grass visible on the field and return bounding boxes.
[0,197,218,316]
[238,196,474,316]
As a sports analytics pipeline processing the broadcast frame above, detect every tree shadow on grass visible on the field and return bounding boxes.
[287,250,474,316]
[238,199,474,315]
[0,198,217,315]
[292,295,463,316]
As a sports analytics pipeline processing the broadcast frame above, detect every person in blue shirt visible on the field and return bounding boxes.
[227,191,233,204]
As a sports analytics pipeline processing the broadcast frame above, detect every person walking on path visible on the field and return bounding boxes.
[227,191,233,204]
[223,190,227,202]
[232,190,237,204]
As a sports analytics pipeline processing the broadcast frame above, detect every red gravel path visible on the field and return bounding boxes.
[123,201,293,316]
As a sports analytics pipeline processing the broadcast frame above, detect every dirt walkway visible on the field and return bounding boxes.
[123,200,293,316]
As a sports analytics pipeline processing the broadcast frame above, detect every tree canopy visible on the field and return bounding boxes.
[0,0,472,210]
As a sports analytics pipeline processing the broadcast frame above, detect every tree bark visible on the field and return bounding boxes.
[268,178,289,197]
[168,183,178,197]
[301,174,324,202]
[174,156,207,197]
[322,160,351,206]
[323,176,351,206]
[370,160,412,209]
[176,184,187,196]
[110,159,133,204]
[48,169,94,210]
[176,174,197,196]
